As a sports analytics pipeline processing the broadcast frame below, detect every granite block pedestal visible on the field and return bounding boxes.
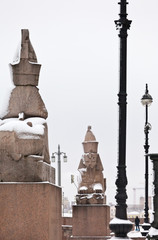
[0,182,62,240]
[71,204,110,240]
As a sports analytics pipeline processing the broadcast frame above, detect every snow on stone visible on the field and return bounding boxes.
[0,117,46,138]
[93,183,103,191]
[18,134,41,139]
[0,87,13,118]
[87,194,93,199]
[11,42,21,65]
[84,152,96,155]
[110,218,133,225]
[148,227,158,237]
[26,117,46,125]
[28,155,44,159]
[80,193,104,199]
[79,186,88,191]
[29,61,40,65]
[128,230,142,238]
[142,222,151,226]
[79,168,87,173]
[18,112,24,120]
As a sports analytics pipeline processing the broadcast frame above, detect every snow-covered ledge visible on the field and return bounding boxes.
[147,227,158,239]
[109,217,133,239]
[110,218,133,225]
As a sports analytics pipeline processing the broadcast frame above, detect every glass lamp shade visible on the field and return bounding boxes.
[141,94,153,106]
[63,155,67,162]
[51,154,56,162]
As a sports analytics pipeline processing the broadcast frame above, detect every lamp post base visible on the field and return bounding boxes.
[109,218,133,238]
[141,223,151,236]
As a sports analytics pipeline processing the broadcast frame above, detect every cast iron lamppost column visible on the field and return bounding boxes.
[141,84,153,225]
[109,0,133,237]
[51,144,67,186]
[114,0,131,220]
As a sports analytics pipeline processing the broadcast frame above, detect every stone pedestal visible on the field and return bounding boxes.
[71,204,110,240]
[0,182,62,240]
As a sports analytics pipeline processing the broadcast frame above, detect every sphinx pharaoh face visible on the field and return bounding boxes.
[83,153,97,168]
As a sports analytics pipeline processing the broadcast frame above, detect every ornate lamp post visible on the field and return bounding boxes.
[109,0,133,237]
[51,144,67,186]
[141,84,153,226]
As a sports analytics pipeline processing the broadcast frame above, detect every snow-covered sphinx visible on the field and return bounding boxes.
[76,126,106,204]
[0,30,53,183]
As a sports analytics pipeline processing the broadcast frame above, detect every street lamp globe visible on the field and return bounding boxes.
[51,145,68,186]
[63,154,67,162]
[51,153,56,162]
[141,84,153,106]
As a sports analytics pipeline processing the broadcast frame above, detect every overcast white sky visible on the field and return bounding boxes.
[0,0,158,206]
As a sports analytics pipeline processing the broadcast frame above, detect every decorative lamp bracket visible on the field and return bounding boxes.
[115,19,132,31]
[144,123,152,133]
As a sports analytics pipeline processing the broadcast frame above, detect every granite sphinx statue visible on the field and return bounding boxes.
[76,126,106,204]
[0,29,54,183]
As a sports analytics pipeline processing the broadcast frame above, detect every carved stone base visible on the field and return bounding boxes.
[0,150,55,183]
[0,182,62,240]
[76,193,106,204]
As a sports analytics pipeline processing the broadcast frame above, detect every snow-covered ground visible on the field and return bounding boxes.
[128,230,144,238]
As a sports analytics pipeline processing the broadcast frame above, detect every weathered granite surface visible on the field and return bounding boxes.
[0,183,62,240]
[0,150,55,183]
[4,86,48,119]
[71,204,110,239]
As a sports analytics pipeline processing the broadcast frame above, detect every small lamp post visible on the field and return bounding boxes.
[51,144,67,186]
[141,84,153,225]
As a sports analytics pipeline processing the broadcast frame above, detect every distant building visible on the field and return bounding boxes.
[109,196,153,223]
[127,196,153,222]
[127,211,143,219]
[63,196,72,214]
